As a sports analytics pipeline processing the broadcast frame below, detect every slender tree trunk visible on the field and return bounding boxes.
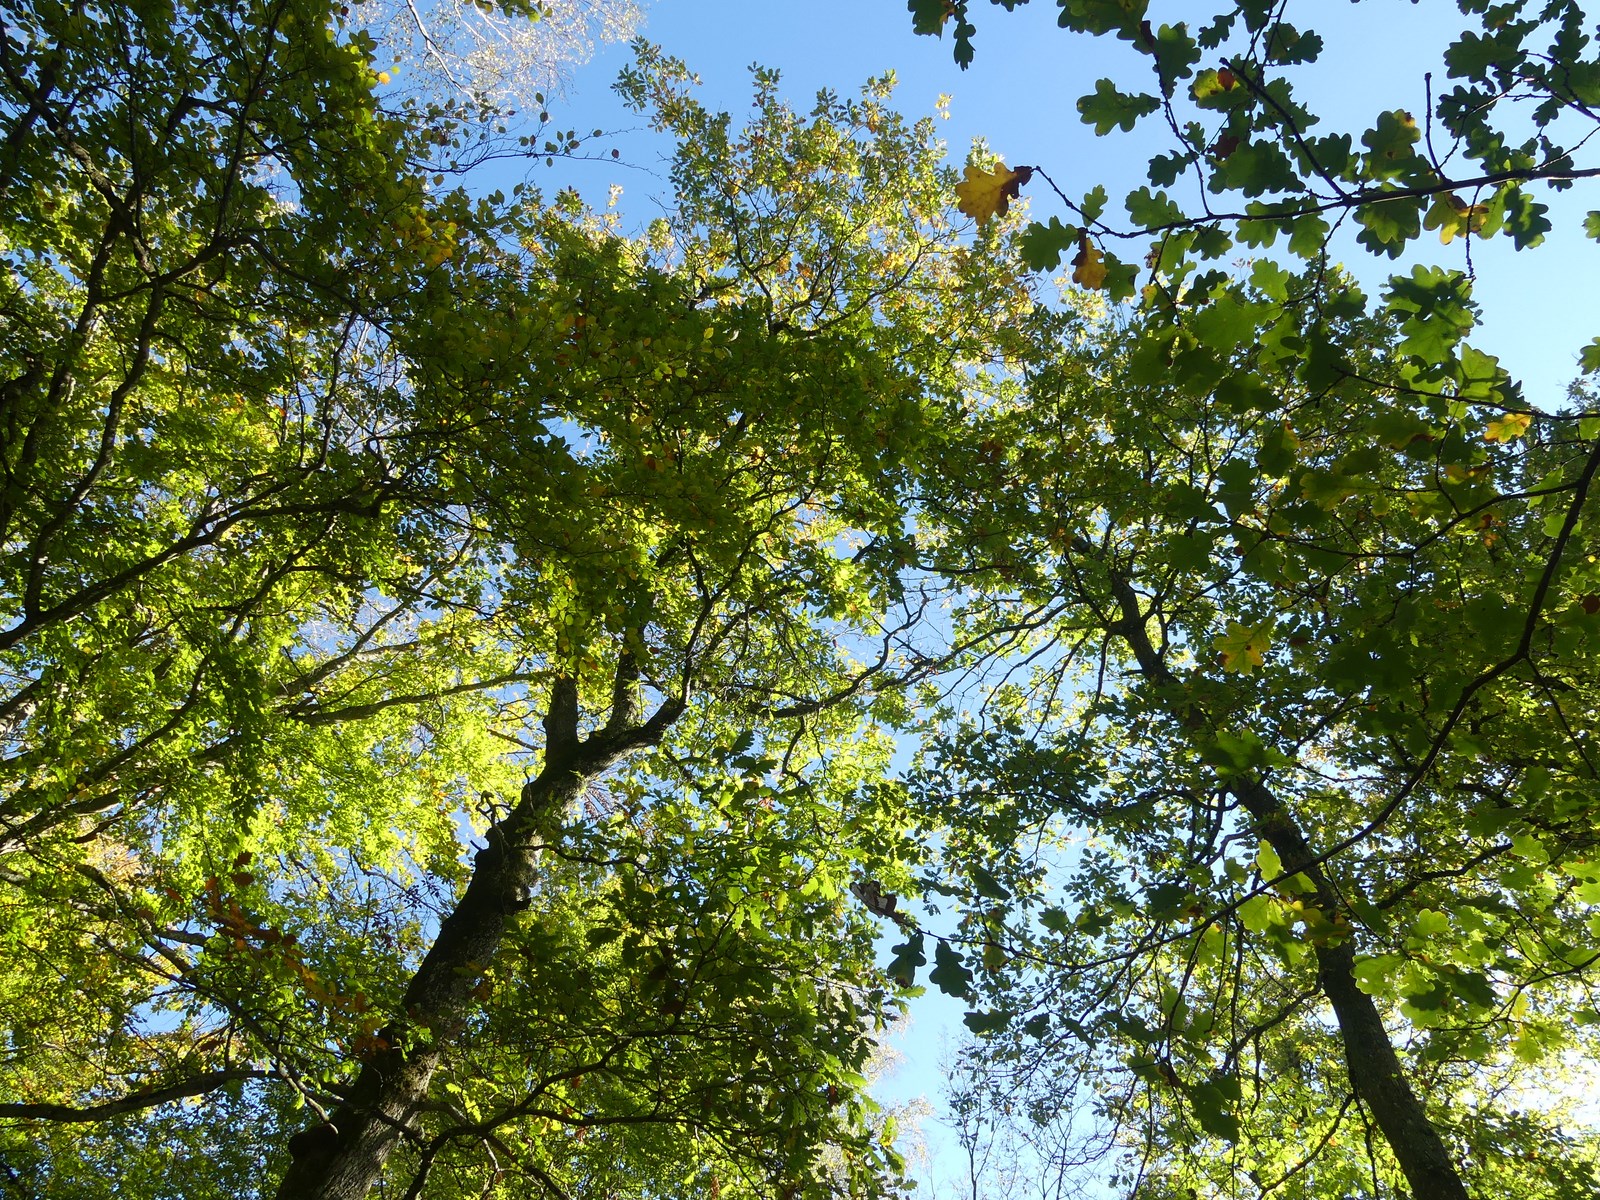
[1102,569,1469,1200]
[1235,783,1469,1200]
[275,673,678,1200]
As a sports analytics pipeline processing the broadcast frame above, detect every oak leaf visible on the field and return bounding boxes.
[955,162,1032,227]
[1424,192,1488,244]
[1071,232,1107,288]
[1483,411,1532,442]
[908,0,957,34]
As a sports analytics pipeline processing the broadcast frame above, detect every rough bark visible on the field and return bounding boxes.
[274,672,680,1200]
[1102,567,1470,1200]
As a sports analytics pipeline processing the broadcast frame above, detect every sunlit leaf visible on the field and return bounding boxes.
[954,161,1032,227]
[1214,620,1271,674]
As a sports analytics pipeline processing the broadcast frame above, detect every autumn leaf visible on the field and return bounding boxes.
[1214,620,1271,673]
[1484,411,1532,443]
[1210,131,1241,159]
[955,162,1032,227]
[1424,192,1488,244]
[1071,232,1107,288]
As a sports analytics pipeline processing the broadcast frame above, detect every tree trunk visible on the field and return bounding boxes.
[275,674,678,1199]
[273,766,584,1200]
[1237,783,1469,1200]
[1103,569,1469,1200]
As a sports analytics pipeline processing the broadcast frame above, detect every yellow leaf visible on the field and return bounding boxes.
[954,162,1031,228]
[1071,234,1107,289]
[1423,192,1488,244]
[1484,411,1532,443]
[1214,620,1271,674]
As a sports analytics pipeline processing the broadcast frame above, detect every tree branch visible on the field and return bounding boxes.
[0,1069,271,1124]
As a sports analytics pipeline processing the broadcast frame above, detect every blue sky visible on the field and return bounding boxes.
[548,0,1599,412]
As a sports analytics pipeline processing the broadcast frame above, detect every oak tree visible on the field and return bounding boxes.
[896,2,1600,1197]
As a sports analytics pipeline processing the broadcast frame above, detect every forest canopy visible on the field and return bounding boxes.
[2,1,1600,1199]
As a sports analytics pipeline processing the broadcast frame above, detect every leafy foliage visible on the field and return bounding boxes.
[905,282,1600,1196]
[895,3,1600,1197]
[9,3,1600,1199]
[0,7,1036,1198]
[359,0,644,112]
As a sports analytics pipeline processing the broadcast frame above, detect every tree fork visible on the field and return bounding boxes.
[275,674,682,1200]
[1100,566,1470,1200]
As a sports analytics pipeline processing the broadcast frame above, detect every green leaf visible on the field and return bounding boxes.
[1352,954,1404,995]
[968,863,1012,900]
[1058,0,1149,38]
[1249,258,1292,299]
[1205,727,1266,772]
[929,940,975,998]
[1215,372,1271,414]
[1099,250,1141,301]
[1126,186,1185,229]
[1286,212,1329,258]
[1039,907,1072,934]
[1078,78,1160,135]
[962,1008,1012,1035]
[1264,23,1322,65]
[1148,150,1191,186]
[887,933,926,987]
[1145,881,1190,919]
[1018,216,1078,270]
[1080,184,1109,224]
[907,0,950,36]
[1355,196,1425,256]
[1256,840,1284,880]
[1112,1011,1161,1043]
[1213,140,1297,197]
[1449,969,1496,1011]
[1403,976,1452,1012]
[1237,894,1277,933]
[1257,419,1299,475]
[1214,620,1271,674]
[1191,295,1266,355]
[1165,531,1215,571]
[1189,1080,1241,1142]
[1361,110,1422,178]
[1148,23,1201,95]
[1444,28,1528,79]
[1502,186,1551,249]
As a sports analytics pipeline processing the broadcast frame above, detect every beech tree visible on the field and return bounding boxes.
[888,2,1600,1198]
[0,4,1034,1196]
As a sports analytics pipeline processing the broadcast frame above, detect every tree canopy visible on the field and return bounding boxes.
[0,3,1029,1194]
[892,2,1600,1198]
[4,1,1600,1198]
